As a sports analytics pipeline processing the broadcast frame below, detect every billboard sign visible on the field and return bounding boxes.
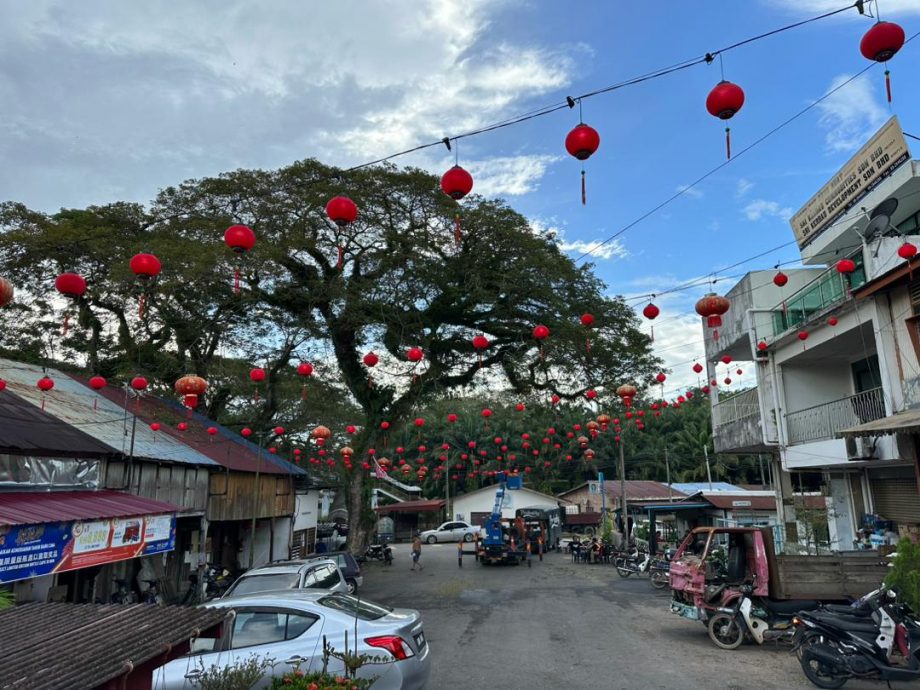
[0,513,176,584]
[790,116,910,249]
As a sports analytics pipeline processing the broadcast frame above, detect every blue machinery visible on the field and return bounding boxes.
[457,472,531,567]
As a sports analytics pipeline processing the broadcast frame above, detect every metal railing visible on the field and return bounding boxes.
[785,387,885,445]
[714,388,760,427]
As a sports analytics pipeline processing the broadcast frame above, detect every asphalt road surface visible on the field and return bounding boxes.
[359,542,910,690]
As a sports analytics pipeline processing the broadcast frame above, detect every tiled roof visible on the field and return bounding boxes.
[0,603,227,689]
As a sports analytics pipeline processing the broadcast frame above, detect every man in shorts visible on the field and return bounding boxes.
[410,531,423,571]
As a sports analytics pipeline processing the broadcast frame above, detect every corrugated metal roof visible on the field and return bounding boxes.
[91,385,306,476]
[0,490,179,526]
[0,389,117,458]
[0,603,228,690]
[704,494,779,511]
[375,499,446,513]
[671,482,746,493]
[0,360,218,467]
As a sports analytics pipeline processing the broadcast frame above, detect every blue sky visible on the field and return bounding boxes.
[1,0,917,394]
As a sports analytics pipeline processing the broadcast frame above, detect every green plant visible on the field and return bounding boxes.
[0,588,13,610]
[886,538,920,615]
[194,655,273,690]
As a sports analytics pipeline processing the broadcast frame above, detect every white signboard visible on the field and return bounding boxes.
[731,500,752,508]
[72,520,110,554]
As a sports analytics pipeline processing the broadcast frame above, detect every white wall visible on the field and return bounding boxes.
[240,518,292,568]
[784,439,848,470]
[782,363,853,413]
[293,491,319,532]
[452,487,560,522]
[827,474,856,550]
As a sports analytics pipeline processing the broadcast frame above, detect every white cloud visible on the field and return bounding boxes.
[558,237,628,261]
[467,154,560,197]
[743,199,794,222]
[676,184,703,199]
[769,0,920,13]
[816,74,886,153]
[736,178,754,198]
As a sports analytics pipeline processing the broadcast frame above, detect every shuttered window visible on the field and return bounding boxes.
[870,467,920,524]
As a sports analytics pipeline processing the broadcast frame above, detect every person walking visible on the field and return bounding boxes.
[410,532,423,571]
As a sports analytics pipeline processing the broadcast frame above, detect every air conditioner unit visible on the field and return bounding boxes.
[845,436,877,461]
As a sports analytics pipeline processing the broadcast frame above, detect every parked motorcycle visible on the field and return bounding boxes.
[204,565,234,600]
[707,582,822,649]
[615,548,650,578]
[792,588,920,688]
[364,539,393,566]
[649,549,674,590]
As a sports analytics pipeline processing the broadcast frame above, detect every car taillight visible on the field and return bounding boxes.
[365,635,414,660]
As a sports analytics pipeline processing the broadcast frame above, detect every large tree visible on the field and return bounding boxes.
[0,159,660,550]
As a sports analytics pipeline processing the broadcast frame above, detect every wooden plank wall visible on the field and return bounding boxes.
[105,460,209,514]
[207,471,294,521]
[773,553,889,600]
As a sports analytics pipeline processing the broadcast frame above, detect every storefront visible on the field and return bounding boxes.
[0,490,178,603]
[868,464,920,541]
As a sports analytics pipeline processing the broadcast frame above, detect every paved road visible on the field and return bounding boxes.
[359,542,908,690]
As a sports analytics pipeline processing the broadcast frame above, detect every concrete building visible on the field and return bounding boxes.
[704,116,920,552]
[451,483,569,528]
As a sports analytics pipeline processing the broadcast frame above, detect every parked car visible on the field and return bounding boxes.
[222,559,347,598]
[153,591,431,690]
[297,551,363,594]
[420,521,480,544]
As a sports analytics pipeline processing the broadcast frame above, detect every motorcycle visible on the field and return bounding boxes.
[364,539,393,566]
[204,565,234,600]
[614,548,650,578]
[706,581,823,649]
[649,549,674,590]
[792,588,920,688]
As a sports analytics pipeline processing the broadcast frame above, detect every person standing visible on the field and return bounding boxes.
[410,532,423,571]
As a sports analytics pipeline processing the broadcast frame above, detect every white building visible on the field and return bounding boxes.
[451,483,569,527]
[706,116,920,551]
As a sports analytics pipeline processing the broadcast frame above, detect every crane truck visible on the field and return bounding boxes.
[477,472,530,565]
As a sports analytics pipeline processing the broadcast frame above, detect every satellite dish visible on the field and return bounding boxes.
[863,215,892,242]
[870,197,898,219]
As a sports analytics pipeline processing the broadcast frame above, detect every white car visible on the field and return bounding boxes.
[222,559,348,598]
[154,591,431,689]
[420,521,480,544]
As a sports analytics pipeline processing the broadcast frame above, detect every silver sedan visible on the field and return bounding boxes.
[154,591,430,689]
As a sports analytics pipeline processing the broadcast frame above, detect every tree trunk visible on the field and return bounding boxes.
[345,469,374,555]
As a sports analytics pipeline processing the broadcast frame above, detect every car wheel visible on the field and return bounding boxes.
[346,578,358,595]
[426,535,437,544]
[463,533,473,542]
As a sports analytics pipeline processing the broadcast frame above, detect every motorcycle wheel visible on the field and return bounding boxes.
[707,613,744,650]
[799,647,848,689]
[615,563,632,578]
[650,570,669,589]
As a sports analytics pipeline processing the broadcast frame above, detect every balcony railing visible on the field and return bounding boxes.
[772,255,866,337]
[785,387,885,445]
[714,388,760,428]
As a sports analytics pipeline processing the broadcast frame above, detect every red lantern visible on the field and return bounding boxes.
[482,408,492,418]
[642,303,660,320]
[224,224,256,294]
[296,362,314,400]
[724,377,732,385]
[861,20,905,102]
[150,422,161,432]
[798,331,809,350]
[130,253,161,319]
[131,376,148,391]
[757,340,769,351]
[706,80,745,159]
[721,355,732,365]
[828,316,838,327]
[447,413,458,423]
[551,394,560,405]
[836,258,856,274]
[692,362,703,374]
[407,347,423,363]
[241,427,252,437]
[207,426,218,436]
[580,313,595,327]
[177,422,188,432]
[656,373,666,383]
[440,165,474,247]
[363,352,379,367]
[773,271,788,287]
[586,390,597,400]
[55,272,87,335]
[0,277,13,307]
[414,418,425,427]
[89,375,107,390]
[533,324,550,340]
[565,122,600,204]
[249,368,265,382]
[175,375,207,415]
[37,376,54,392]
[898,242,917,260]
[695,293,730,341]
[325,196,358,269]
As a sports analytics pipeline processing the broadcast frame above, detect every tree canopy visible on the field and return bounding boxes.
[0,158,661,547]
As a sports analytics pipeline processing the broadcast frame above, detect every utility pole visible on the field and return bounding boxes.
[619,439,628,546]
[599,471,606,531]
[445,469,451,521]
[665,446,673,502]
[703,443,713,491]
[249,431,266,570]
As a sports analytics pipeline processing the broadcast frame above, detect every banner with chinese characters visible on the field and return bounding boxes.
[0,513,176,584]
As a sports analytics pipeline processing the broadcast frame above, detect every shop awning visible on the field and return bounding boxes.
[837,409,920,438]
[0,490,178,526]
[375,499,446,514]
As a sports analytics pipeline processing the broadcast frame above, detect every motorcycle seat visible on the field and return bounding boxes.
[762,598,821,615]
[810,612,879,633]
[822,603,872,618]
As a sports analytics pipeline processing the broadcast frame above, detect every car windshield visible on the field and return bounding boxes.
[318,594,392,620]
[227,572,300,596]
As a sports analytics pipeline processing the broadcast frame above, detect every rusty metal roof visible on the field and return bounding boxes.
[375,498,446,514]
[91,385,306,476]
[0,388,117,458]
[0,360,218,467]
[0,490,179,526]
[0,602,228,690]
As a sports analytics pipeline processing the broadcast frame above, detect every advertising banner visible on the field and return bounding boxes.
[790,116,910,249]
[0,513,176,584]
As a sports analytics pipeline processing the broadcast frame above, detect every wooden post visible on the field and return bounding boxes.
[457,540,462,568]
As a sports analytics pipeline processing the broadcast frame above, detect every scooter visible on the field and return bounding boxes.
[614,548,651,578]
[204,565,234,600]
[793,589,920,688]
[707,582,822,649]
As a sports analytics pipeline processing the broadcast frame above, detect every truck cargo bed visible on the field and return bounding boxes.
[769,552,889,600]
